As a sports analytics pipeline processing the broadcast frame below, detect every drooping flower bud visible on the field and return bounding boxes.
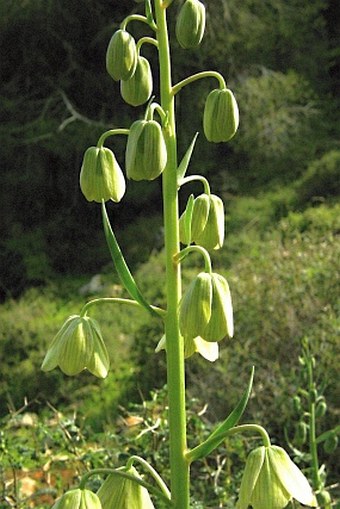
[80,146,126,203]
[179,194,225,250]
[97,466,155,509]
[176,0,206,49]
[237,445,317,509]
[120,56,153,106]
[179,272,233,342]
[52,488,102,509]
[179,272,213,340]
[106,29,137,81]
[203,88,239,143]
[126,120,167,181]
[41,315,110,378]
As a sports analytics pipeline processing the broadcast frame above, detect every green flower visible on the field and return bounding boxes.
[52,488,102,509]
[237,445,317,509]
[41,315,109,378]
[97,466,155,509]
[179,272,233,342]
[80,146,126,203]
[179,193,225,250]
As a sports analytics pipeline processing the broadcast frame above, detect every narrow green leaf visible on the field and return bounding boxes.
[102,202,159,318]
[145,0,156,29]
[210,366,255,438]
[186,367,254,463]
[177,132,199,183]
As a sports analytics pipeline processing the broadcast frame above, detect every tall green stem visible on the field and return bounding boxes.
[154,1,190,508]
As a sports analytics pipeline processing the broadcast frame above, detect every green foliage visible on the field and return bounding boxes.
[0,388,249,509]
[232,69,322,185]
[294,150,340,205]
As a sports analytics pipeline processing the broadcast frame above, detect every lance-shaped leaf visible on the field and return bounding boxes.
[102,202,159,318]
[177,132,199,182]
[186,366,254,462]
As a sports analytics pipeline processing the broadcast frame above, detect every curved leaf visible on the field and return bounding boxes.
[177,132,199,183]
[186,366,254,462]
[102,202,159,318]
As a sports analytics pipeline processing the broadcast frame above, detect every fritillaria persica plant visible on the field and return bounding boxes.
[42,1,318,508]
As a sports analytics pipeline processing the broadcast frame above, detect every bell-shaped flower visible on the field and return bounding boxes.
[237,445,317,509]
[80,146,126,203]
[52,488,102,509]
[97,466,155,509]
[179,193,225,250]
[179,272,233,343]
[41,314,109,378]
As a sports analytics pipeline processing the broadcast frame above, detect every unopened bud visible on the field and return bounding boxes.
[120,56,153,106]
[176,0,206,49]
[106,29,137,81]
[315,400,327,418]
[126,120,167,181]
[323,432,338,454]
[203,88,239,143]
[80,146,126,203]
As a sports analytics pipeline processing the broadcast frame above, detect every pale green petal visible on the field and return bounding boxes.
[237,446,265,509]
[86,320,110,378]
[97,467,155,509]
[184,335,197,358]
[179,272,212,338]
[268,446,317,507]
[52,488,82,508]
[203,273,233,341]
[81,489,102,509]
[41,315,80,372]
[193,336,219,361]
[251,452,291,509]
[59,319,89,376]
